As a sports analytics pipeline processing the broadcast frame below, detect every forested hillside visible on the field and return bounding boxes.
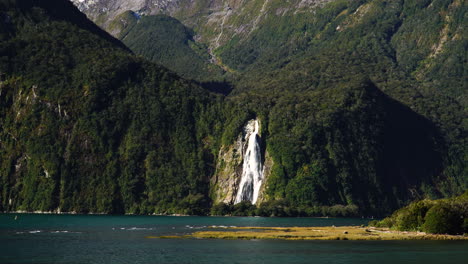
[0,0,227,214]
[105,0,466,214]
[119,14,226,83]
[0,0,465,216]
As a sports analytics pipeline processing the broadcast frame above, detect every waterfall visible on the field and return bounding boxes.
[234,119,264,205]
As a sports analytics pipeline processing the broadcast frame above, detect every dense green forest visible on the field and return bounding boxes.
[370,191,468,235]
[0,0,466,216]
[0,0,229,214]
[116,13,226,83]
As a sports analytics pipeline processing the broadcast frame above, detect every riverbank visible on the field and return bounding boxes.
[148,226,468,241]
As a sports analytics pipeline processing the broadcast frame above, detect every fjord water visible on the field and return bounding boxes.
[1,214,467,264]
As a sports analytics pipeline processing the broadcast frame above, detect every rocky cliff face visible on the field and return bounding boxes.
[210,134,243,204]
[71,0,181,20]
[71,0,335,49]
[210,119,272,205]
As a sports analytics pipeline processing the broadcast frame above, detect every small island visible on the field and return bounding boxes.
[147,225,467,241]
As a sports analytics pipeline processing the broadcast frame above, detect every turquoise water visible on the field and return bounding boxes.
[1,214,467,264]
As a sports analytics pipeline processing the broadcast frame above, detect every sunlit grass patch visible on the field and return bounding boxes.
[148,226,468,241]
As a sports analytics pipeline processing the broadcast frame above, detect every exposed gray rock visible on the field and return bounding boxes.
[210,119,272,205]
[70,0,335,49]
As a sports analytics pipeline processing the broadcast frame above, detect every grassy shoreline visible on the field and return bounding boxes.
[147,226,468,241]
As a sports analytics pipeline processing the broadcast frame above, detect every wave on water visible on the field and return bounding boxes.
[111,225,232,231]
[51,230,81,234]
[185,225,208,229]
[127,227,155,231]
[115,227,156,231]
[16,230,82,234]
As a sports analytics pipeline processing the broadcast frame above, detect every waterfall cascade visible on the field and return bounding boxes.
[234,119,264,205]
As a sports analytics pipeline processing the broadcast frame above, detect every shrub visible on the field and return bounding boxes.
[210,202,232,216]
[394,200,433,231]
[232,201,256,216]
[463,218,468,234]
[422,203,463,235]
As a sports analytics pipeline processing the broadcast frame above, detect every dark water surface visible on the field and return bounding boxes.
[1,214,467,264]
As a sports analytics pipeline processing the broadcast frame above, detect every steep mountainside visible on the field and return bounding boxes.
[71,0,334,45]
[0,0,227,214]
[71,0,337,80]
[120,14,226,83]
[72,0,467,107]
[0,0,465,216]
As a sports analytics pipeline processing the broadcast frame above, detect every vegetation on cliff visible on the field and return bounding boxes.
[117,0,467,213]
[0,0,228,214]
[119,14,226,83]
[0,0,466,216]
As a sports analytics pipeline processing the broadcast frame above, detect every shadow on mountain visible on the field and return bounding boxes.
[198,80,233,96]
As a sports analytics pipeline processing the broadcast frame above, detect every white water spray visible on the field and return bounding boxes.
[235,119,264,205]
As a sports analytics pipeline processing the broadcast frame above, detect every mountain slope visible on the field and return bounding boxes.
[120,14,226,82]
[0,0,465,216]
[74,1,466,113]
[76,0,466,102]
[0,0,225,214]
